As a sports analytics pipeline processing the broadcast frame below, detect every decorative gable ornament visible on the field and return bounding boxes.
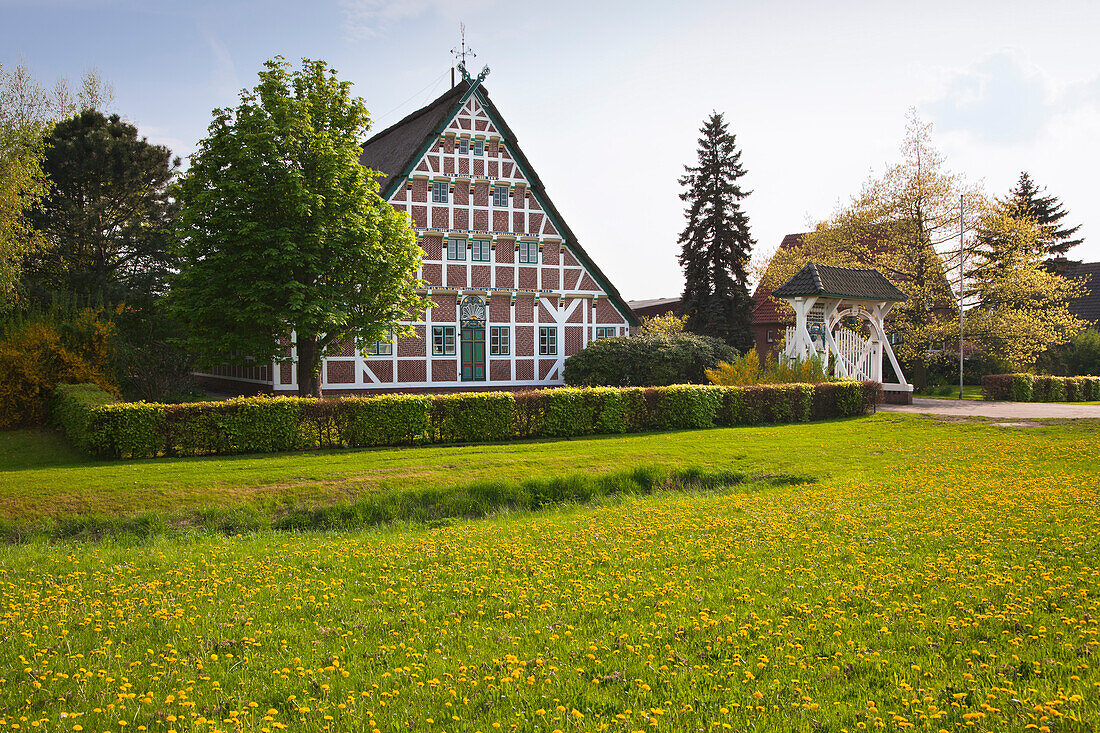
[460,295,486,329]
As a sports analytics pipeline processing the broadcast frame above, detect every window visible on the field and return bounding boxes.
[766,329,774,344]
[492,185,509,207]
[458,137,469,154]
[366,329,394,356]
[490,326,510,355]
[518,240,539,264]
[595,327,616,340]
[471,239,491,262]
[446,238,467,261]
[539,326,557,356]
[432,326,456,356]
[431,180,448,204]
[472,138,485,155]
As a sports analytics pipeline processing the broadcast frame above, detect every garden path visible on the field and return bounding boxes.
[879,397,1100,419]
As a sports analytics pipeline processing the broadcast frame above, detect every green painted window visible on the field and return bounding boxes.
[490,326,510,355]
[595,327,616,340]
[366,328,394,356]
[446,238,467,261]
[458,138,469,154]
[539,327,557,356]
[473,139,485,155]
[471,239,491,262]
[432,326,456,356]
[431,181,448,204]
[492,185,509,207]
[518,240,538,264]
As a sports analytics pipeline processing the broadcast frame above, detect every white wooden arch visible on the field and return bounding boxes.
[772,262,913,401]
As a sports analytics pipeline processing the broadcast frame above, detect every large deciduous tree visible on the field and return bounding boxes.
[0,63,114,310]
[965,202,1084,368]
[759,112,977,387]
[172,57,429,397]
[0,63,52,310]
[677,112,755,352]
[25,110,180,303]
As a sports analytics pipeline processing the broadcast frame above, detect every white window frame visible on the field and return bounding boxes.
[539,326,557,356]
[490,325,510,356]
[473,139,485,155]
[446,238,467,261]
[471,239,491,262]
[432,325,456,356]
[366,328,394,356]
[518,240,538,264]
[431,181,448,204]
[458,138,469,155]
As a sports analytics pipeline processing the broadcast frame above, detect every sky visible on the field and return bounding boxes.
[3,0,1099,301]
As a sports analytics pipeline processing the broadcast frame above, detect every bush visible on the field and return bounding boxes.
[707,348,827,386]
[564,333,735,387]
[52,381,881,459]
[0,309,119,429]
[981,373,1100,402]
[643,385,722,430]
[431,393,514,444]
[343,394,432,447]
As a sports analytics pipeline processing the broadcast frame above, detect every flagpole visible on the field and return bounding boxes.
[959,194,964,400]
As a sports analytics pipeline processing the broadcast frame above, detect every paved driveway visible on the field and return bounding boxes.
[879,397,1100,419]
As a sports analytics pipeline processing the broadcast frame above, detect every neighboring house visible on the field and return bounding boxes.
[199,74,635,394]
[750,233,806,359]
[1063,261,1100,325]
[628,297,681,322]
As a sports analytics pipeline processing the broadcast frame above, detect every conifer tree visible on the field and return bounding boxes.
[1007,171,1083,260]
[677,113,754,352]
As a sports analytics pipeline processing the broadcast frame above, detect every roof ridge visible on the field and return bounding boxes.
[363,81,469,147]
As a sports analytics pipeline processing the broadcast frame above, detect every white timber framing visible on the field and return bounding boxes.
[782,295,911,395]
[264,83,631,393]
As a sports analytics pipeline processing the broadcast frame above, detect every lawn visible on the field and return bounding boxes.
[0,415,1098,731]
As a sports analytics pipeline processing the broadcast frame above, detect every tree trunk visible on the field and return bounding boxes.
[296,334,323,398]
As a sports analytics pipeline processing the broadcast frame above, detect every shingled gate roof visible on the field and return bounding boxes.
[359,79,637,326]
[771,262,907,302]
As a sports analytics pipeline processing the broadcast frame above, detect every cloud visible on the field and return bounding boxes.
[340,0,498,39]
[923,52,1100,145]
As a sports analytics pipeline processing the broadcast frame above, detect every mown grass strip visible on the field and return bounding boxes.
[0,465,808,544]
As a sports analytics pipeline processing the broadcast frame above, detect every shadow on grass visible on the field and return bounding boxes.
[0,465,814,545]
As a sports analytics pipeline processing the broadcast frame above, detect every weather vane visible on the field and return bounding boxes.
[450,22,489,88]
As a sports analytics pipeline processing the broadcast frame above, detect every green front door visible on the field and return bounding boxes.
[461,328,485,381]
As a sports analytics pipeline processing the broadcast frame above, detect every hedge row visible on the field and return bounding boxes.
[981,373,1100,403]
[52,381,880,459]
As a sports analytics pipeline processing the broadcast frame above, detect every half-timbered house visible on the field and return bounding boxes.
[197,71,636,394]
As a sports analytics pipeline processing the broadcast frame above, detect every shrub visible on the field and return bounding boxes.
[981,373,1100,402]
[564,333,735,387]
[0,309,119,429]
[642,385,722,430]
[53,382,880,459]
[706,349,828,386]
[343,394,432,447]
[431,392,514,444]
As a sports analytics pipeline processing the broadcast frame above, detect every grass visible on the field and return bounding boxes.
[0,415,1099,731]
[3,413,1098,523]
[915,384,984,400]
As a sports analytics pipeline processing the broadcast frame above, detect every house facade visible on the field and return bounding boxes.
[198,73,635,394]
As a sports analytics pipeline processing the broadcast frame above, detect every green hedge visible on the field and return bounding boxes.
[52,381,881,459]
[981,373,1100,402]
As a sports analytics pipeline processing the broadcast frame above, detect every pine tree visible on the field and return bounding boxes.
[677,113,754,352]
[1007,171,1083,260]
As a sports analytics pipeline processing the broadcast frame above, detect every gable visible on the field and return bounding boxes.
[366,80,635,325]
